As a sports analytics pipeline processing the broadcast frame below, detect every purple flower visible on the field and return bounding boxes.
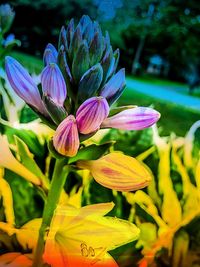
[41,63,67,107]
[100,68,125,105]
[76,96,109,134]
[43,43,58,65]
[5,56,47,115]
[53,115,79,157]
[101,107,160,130]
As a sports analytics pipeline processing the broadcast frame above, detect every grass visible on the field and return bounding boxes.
[127,74,187,88]
[119,88,200,136]
[10,51,200,136]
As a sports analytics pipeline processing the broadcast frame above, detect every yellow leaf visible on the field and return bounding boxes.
[0,173,15,225]
[153,128,182,227]
[136,222,157,250]
[172,144,200,218]
[126,191,167,229]
[16,219,41,251]
[0,222,16,236]
[184,121,200,169]
[195,158,200,191]
[171,230,189,267]
[0,135,41,186]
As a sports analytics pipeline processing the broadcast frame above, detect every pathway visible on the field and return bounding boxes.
[126,78,200,112]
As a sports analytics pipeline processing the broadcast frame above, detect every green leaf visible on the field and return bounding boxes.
[43,95,67,125]
[5,126,45,158]
[108,105,137,117]
[14,135,44,179]
[4,170,43,227]
[47,138,65,160]
[68,142,114,164]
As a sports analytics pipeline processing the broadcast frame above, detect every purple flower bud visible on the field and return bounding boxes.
[41,63,67,107]
[5,56,47,115]
[101,107,160,130]
[76,96,109,134]
[53,115,79,157]
[100,68,126,105]
[43,43,58,65]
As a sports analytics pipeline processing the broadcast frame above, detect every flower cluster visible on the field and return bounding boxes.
[5,15,160,159]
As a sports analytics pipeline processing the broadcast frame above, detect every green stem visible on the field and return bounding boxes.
[32,159,69,267]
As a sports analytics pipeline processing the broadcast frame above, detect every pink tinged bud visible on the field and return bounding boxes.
[76,96,109,134]
[43,43,58,65]
[41,63,67,107]
[5,56,47,115]
[101,107,160,130]
[77,152,152,192]
[53,115,79,157]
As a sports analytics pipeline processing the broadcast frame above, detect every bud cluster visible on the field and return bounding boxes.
[5,15,160,157]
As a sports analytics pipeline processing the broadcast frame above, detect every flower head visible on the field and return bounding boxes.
[44,202,140,267]
[77,152,152,191]
[5,56,47,115]
[5,15,160,164]
[102,107,160,130]
[76,97,109,134]
[53,115,79,157]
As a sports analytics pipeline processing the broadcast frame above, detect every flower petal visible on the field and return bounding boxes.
[76,97,109,134]
[41,63,67,106]
[5,56,47,115]
[102,107,160,130]
[100,68,125,105]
